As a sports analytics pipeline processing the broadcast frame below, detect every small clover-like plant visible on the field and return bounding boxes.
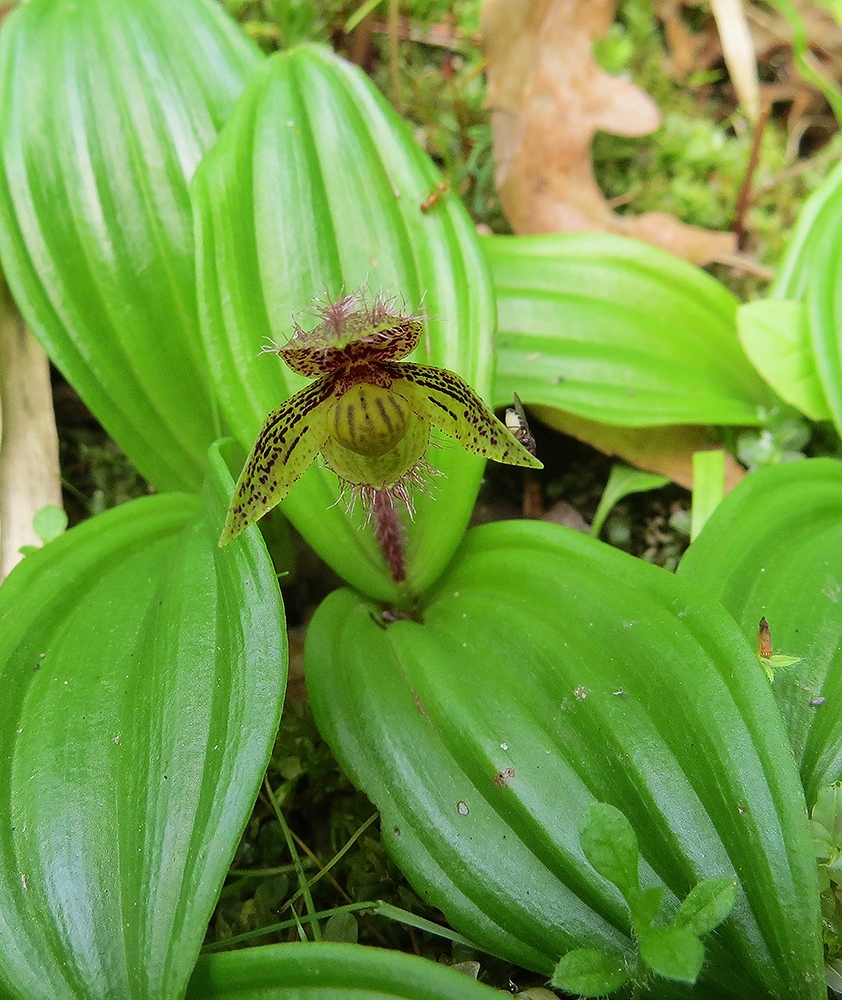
[552,802,737,998]
[220,289,541,577]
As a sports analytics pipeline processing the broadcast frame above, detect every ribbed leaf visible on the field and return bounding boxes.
[679,458,842,803]
[769,160,842,434]
[0,0,261,492]
[0,441,287,1000]
[305,521,823,999]
[187,942,500,999]
[193,45,495,602]
[486,233,776,424]
[771,158,842,301]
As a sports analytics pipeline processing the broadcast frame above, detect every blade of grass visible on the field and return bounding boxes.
[264,776,321,942]
[371,902,483,950]
[345,0,386,33]
[282,812,379,912]
[201,901,378,953]
[289,827,353,905]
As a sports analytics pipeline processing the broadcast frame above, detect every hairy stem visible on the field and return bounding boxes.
[372,487,406,583]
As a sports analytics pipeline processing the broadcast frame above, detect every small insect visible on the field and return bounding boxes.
[420,182,447,213]
[505,393,537,456]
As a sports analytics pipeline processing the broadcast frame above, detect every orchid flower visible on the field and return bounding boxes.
[220,290,542,546]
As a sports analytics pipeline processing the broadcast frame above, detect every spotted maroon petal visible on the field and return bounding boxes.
[219,372,339,545]
[279,316,422,375]
[386,363,543,469]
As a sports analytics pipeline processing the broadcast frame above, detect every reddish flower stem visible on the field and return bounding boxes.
[372,488,406,583]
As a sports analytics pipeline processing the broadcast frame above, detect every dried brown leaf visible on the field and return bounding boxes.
[658,0,717,78]
[532,405,745,492]
[482,0,736,264]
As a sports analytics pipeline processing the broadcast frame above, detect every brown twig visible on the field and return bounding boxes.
[733,101,772,251]
[348,12,375,70]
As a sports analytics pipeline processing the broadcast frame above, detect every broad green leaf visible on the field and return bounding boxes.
[771,159,842,301]
[193,45,495,602]
[187,941,501,999]
[804,206,842,436]
[590,464,670,539]
[639,926,704,983]
[678,458,842,802]
[485,233,776,425]
[673,877,737,937]
[690,449,725,541]
[305,521,823,999]
[737,300,831,421]
[768,160,842,435]
[0,441,287,1000]
[551,948,631,997]
[579,802,640,899]
[0,0,261,492]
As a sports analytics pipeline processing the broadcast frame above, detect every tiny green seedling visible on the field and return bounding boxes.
[552,802,737,997]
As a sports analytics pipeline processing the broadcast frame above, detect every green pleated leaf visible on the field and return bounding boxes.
[678,458,842,803]
[737,300,831,422]
[804,212,842,436]
[0,441,287,1000]
[486,232,776,425]
[769,161,842,435]
[305,521,822,999]
[187,942,501,999]
[771,158,842,301]
[192,45,495,602]
[0,0,261,493]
